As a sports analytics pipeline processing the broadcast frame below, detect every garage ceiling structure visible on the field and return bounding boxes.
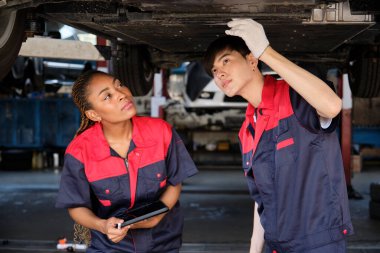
[0,0,379,96]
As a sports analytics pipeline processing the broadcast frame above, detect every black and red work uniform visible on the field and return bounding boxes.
[239,76,353,253]
[56,116,198,253]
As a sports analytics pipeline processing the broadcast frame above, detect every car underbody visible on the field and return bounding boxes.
[0,0,379,96]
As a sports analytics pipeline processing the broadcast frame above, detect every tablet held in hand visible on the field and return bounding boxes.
[116,200,169,228]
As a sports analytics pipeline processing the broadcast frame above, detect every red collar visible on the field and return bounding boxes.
[83,122,110,161]
[82,116,156,161]
[245,75,276,117]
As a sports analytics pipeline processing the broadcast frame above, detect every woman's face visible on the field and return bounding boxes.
[85,73,137,124]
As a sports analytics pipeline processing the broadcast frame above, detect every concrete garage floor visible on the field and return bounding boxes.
[0,163,379,253]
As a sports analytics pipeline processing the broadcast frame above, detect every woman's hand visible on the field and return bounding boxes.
[103,217,131,243]
[69,207,131,243]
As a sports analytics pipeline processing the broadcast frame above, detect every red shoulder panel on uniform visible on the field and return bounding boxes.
[132,116,173,168]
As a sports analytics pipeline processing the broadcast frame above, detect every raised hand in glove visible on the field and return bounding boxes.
[225,19,269,59]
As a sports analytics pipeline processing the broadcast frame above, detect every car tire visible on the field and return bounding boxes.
[348,45,380,98]
[110,43,154,96]
[0,10,26,81]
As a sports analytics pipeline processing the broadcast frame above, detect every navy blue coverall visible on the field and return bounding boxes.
[239,76,353,253]
[56,116,198,253]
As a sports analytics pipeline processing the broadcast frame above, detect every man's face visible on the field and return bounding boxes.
[85,74,137,124]
[211,49,255,97]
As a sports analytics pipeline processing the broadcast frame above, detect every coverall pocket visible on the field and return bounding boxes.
[91,177,124,207]
[138,163,167,198]
[275,135,297,166]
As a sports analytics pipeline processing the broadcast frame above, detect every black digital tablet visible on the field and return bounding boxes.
[116,200,169,228]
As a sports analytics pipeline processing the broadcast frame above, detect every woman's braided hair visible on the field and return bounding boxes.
[72,70,107,136]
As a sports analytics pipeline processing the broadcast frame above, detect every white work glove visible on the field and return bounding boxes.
[225,19,269,59]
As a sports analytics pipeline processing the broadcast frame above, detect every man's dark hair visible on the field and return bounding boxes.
[203,36,251,76]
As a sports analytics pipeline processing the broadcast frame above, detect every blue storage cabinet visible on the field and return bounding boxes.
[41,98,80,148]
[40,99,59,147]
[0,98,80,149]
[352,126,380,148]
[56,99,80,147]
[0,99,41,148]
[0,100,14,146]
